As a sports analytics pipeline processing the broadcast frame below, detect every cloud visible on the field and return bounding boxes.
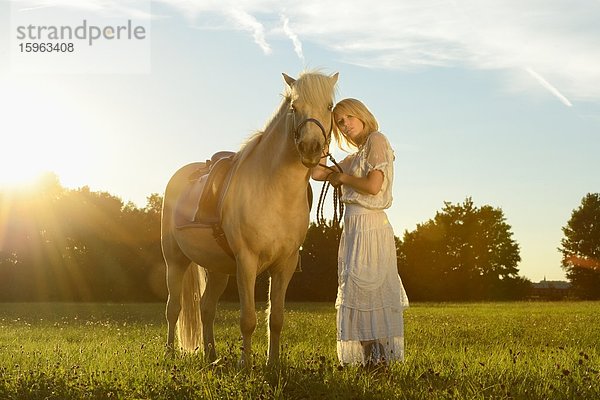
[226,7,271,55]
[12,0,153,18]
[158,0,600,104]
[281,13,304,62]
[15,4,55,12]
[13,0,600,104]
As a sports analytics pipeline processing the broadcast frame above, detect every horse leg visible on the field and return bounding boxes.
[201,270,229,362]
[236,252,258,368]
[165,256,191,353]
[266,255,298,366]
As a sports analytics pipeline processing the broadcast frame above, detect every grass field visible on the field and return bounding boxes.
[0,301,599,399]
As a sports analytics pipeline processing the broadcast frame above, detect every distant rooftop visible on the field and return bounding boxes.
[532,279,571,289]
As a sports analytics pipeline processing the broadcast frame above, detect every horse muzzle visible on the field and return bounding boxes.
[300,155,321,168]
[293,116,331,168]
[297,139,323,168]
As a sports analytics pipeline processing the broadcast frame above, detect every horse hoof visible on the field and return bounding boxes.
[238,357,253,371]
[165,345,176,358]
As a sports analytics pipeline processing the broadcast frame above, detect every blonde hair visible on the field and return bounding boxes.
[332,98,379,149]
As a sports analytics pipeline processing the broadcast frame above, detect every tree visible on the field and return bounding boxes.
[0,175,70,301]
[287,221,340,301]
[0,181,168,302]
[560,193,600,299]
[398,197,525,300]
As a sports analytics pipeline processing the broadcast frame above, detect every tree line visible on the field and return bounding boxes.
[0,173,598,301]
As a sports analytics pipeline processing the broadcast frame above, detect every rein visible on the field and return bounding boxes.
[289,105,344,231]
[316,154,344,231]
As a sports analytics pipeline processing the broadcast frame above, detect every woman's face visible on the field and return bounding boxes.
[335,113,365,144]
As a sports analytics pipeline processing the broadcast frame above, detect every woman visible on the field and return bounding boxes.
[312,98,409,367]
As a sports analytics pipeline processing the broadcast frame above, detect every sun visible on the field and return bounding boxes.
[0,165,47,190]
[0,77,89,191]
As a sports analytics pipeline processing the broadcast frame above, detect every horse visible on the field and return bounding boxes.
[161,71,339,366]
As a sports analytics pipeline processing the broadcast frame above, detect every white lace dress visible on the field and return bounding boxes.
[335,131,410,366]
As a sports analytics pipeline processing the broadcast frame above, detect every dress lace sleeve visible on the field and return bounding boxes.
[338,132,394,209]
[338,154,353,172]
[366,132,393,173]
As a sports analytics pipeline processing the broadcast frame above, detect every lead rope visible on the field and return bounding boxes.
[316,153,345,236]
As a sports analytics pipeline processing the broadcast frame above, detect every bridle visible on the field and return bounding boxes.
[290,104,333,149]
[289,103,344,231]
[289,103,342,170]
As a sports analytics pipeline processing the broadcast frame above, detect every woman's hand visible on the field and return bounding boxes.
[327,171,344,188]
[312,157,342,182]
[328,169,383,195]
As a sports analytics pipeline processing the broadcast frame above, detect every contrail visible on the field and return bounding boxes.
[228,8,272,55]
[525,67,572,107]
[281,13,304,62]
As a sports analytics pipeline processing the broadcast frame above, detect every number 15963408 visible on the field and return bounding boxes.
[19,42,74,53]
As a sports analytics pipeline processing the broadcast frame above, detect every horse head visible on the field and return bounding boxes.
[283,71,339,168]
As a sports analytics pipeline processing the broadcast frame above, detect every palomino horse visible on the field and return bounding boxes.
[161,71,338,366]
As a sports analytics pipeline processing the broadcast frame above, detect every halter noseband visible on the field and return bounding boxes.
[290,107,333,148]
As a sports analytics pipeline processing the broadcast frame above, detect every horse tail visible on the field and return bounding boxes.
[177,263,206,352]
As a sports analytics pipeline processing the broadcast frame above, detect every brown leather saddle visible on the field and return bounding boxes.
[195,152,235,224]
[175,151,236,229]
[174,150,314,262]
[173,151,237,258]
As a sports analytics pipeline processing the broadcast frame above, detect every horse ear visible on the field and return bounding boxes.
[282,73,296,87]
[331,72,339,84]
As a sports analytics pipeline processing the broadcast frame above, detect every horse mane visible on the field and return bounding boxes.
[283,69,337,107]
[233,70,336,166]
[233,102,287,166]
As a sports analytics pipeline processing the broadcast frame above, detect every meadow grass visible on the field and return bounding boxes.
[0,301,599,399]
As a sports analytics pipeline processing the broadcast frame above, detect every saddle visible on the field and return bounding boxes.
[174,151,236,258]
[174,150,314,262]
[175,151,236,228]
[195,152,235,224]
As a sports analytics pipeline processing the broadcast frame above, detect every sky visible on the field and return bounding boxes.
[1,0,599,282]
